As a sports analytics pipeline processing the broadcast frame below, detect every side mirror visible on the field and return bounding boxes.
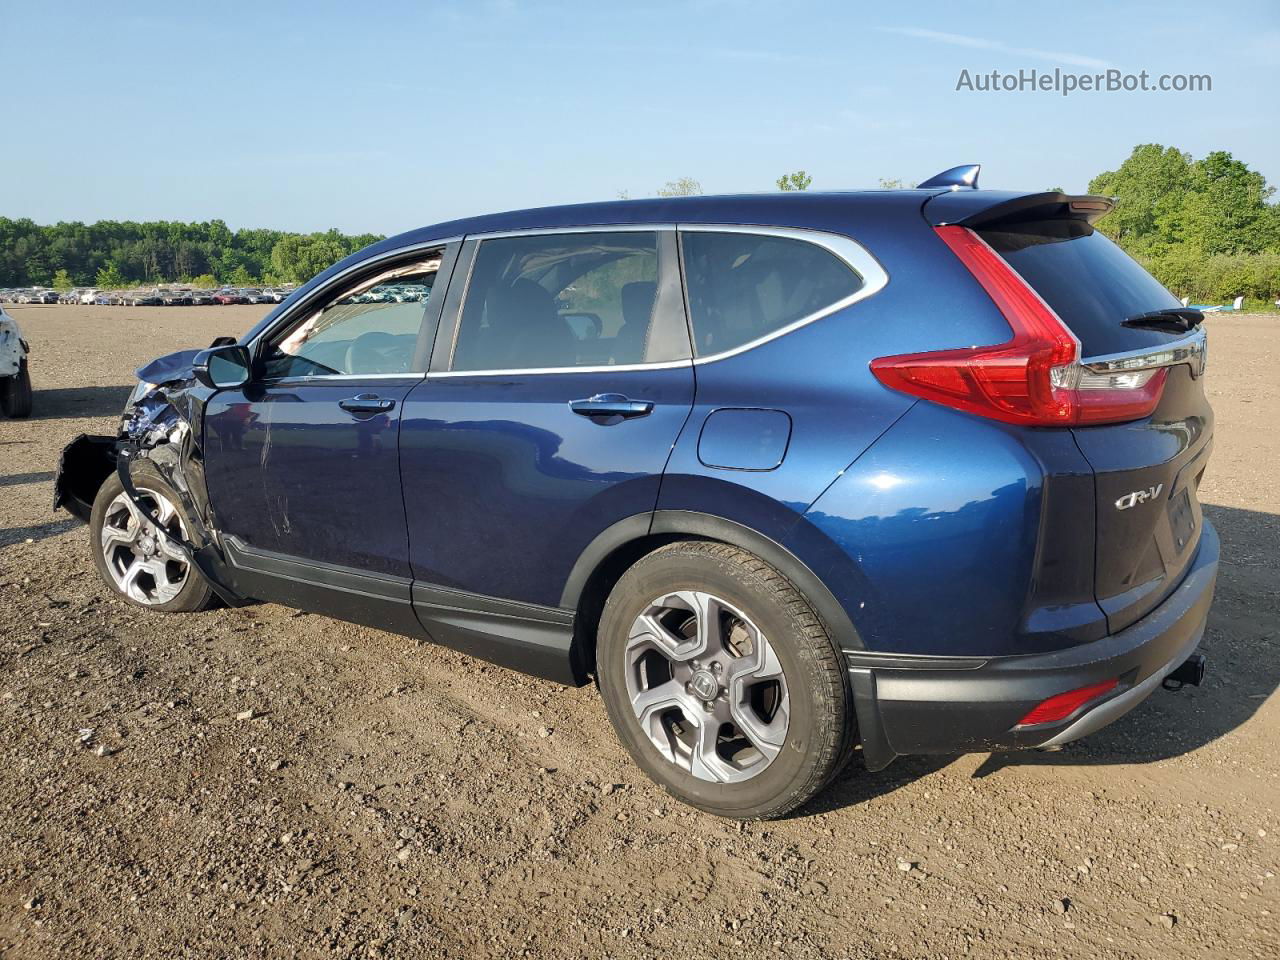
[193,344,252,390]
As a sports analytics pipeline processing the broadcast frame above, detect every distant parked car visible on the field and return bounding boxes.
[158,289,190,306]
[188,290,213,306]
[0,303,32,418]
[213,289,244,305]
[128,292,162,306]
[79,289,100,305]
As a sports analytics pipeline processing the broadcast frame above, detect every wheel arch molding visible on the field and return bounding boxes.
[561,510,863,669]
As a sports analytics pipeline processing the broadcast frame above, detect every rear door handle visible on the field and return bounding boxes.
[569,394,654,420]
[339,394,396,414]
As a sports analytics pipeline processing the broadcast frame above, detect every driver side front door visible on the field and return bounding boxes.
[202,244,457,631]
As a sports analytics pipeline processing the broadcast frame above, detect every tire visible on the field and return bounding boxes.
[597,541,854,819]
[0,359,33,418]
[89,462,216,613]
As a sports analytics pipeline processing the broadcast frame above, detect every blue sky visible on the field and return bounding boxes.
[2,0,1276,234]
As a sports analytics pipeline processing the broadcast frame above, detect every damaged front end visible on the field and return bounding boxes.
[53,342,252,607]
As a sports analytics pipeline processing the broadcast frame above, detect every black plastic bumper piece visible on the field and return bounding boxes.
[52,434,119,523]
[850,519,1219,769]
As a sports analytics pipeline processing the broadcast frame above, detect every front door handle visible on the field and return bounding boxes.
[569,394,654,421]
[339,394,396,414]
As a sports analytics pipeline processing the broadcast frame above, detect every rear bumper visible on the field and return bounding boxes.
[849,519,1219,770]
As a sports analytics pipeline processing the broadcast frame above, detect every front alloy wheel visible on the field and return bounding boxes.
[89,466,215,613]
[99,488,192,604]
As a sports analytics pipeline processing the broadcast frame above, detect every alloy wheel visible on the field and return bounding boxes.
[99,488,191,605]
[624,590,790,783]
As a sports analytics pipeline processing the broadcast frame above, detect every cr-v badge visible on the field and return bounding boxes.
[1116,484,1164,510]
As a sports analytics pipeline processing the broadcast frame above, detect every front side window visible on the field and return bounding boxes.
[451,231,659,372]
[680,231,863,357]
[261,254,443,379]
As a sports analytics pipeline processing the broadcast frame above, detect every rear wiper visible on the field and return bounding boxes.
[1122,308,1204,332]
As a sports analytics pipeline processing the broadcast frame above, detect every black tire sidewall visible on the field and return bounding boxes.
[1,360,32,418]
[89,462,214,614]
[597,544,848,818]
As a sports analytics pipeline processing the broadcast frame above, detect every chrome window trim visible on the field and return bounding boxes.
[245,236,461,355]
[1082,327,1207,378]
[428,359,692,379]
[435,222,888,378]
[465,224,676,241]
[257,373,426,386]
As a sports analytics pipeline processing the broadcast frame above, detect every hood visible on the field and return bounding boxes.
[136,348,202,385]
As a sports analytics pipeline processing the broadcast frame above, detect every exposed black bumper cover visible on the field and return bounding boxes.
[850,519,1219,770]
[53,434,119,523]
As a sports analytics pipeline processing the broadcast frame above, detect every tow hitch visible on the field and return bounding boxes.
[1163,654,1206,691]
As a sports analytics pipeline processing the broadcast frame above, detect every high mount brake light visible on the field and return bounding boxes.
[870,226,1167,427]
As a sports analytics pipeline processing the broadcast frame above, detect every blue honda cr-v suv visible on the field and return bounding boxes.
[55,166,1217,818]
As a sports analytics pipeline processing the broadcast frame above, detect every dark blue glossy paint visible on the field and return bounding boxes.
[697,408,792,471]
[654,202,1013,612]
[398,365,694,605]
[795,402,1103,657]
[203,378,419,577]
[210,188,1211,672]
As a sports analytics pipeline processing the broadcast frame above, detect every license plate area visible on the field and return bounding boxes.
[1168,487,1196,554]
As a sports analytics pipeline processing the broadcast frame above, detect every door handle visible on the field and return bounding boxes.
[338,394,396,414]
[569,394,654,421]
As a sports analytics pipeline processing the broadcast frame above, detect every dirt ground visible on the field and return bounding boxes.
[0,303,1276,959]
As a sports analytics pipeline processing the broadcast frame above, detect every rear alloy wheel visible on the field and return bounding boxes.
[624,590,790,783]
[90,468,215,613]
[598,541,853,819]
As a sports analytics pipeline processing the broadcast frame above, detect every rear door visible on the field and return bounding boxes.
[400,227,694,608]
[975,218,1212,631]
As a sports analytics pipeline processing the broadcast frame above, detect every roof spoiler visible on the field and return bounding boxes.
[926,191,1116,228]
[918,164,981,190]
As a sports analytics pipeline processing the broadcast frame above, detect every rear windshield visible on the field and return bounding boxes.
[979,220,1185,356]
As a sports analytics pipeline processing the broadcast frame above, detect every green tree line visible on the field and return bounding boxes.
[4,144,1278,303]
[0,218,383,288]
[1088,145,1280,305]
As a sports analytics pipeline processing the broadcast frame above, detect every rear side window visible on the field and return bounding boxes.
[680,231,863,357]
[452,231,659,372]
[979,221,1185,356]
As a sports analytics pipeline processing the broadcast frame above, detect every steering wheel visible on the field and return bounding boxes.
[344,331,407,375]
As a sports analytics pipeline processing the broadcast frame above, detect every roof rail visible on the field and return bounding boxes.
[919,164,981,190]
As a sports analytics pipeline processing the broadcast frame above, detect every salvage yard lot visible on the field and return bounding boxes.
[1,304,1277,959]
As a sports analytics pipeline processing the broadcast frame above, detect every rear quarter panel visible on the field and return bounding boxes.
[656,205,1014,588]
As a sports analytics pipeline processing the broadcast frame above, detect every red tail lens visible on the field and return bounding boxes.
[870,226,1166,426]
[1017,678,1119,726]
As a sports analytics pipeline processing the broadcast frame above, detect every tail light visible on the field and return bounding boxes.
[870,226,1167,426]
[1016,677,1119,727]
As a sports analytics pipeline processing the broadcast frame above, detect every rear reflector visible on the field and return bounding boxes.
[870,226,1167,426]
[1017,678,1119,727]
